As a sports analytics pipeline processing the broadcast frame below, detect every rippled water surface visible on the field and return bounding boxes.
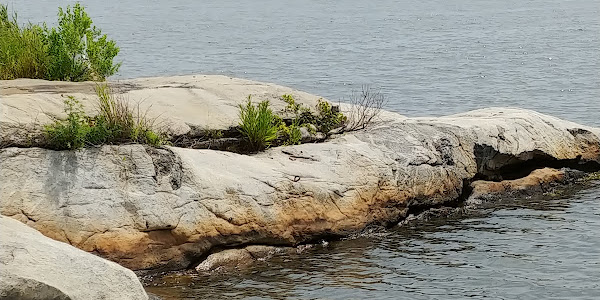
[9,1,600,299]
[9,0,600,125]
[145,184,600,300]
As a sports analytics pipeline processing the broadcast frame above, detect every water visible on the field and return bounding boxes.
[7,0,600,125]
[8,1,600,299]
[145,184,600,300]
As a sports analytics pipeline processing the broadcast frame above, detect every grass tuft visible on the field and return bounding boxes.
[238,96,279,152]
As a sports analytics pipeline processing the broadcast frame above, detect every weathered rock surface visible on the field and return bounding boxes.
[467,167,586,205]
[0,216,148,300]
[1,77,600,272]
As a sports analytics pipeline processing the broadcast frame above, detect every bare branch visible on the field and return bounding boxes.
[344,85,387,132]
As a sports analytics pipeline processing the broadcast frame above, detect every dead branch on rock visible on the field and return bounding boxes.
[344,85,387,131]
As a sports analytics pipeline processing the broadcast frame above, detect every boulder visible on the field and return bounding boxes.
[1,77,599,272]
[196,244,318,272]
[0,216,148,300]
[466,167,586,205]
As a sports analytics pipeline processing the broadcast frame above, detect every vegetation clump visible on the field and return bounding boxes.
[238,94,348,152]
[0,3,120,81]
[44,85,164,150]
[281,94,346,136]
[238,96,280,152]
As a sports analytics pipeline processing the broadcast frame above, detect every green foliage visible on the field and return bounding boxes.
[95,84,165,146]
[238,96,279,151]
[282,94,315,125]
[0,5,49,79]
[278,119,303,146]
[204,128,223,140]
[44,97,93,150]
[315,99,347,134]
[281,94,346,136]
[44,86,165,150]
[0,3,120,81]
[46,3,120,81]
[581,172,600,182]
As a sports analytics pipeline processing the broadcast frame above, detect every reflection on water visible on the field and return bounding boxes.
[146,184,600,300]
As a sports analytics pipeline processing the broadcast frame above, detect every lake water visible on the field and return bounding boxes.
[9,1,600,299]
[144,184,600,300]
[9,0,600,125]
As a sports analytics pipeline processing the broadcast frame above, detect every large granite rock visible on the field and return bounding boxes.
[0,216,148,300]
[1,76,599,272]
[1,104,598,272]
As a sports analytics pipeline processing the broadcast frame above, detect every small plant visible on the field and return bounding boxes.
[281,94,346,136]
[95,84,165,145]
[278,119,303,146]
[44,97,92,150]
[204,128,223,140]
[282,94,315,125]
[345,85,387,131]
[315,99,346,135]
[238,96,279,151]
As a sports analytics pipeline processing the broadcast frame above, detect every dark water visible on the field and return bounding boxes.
[8,0,600,125]
[145,184,600,300]
[9,1,600,299]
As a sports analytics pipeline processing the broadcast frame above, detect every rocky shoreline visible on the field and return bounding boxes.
[2,76,600,298]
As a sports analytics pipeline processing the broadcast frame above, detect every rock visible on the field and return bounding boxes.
[466,167,586,206]
[196,244,313,271]
[196,248,255,271]
[299,125,325,143]
[1,77,599,272]
[0,216,148,300]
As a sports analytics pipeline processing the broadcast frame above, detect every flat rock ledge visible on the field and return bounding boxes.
[0,216,148,300]
[1,77,600,273]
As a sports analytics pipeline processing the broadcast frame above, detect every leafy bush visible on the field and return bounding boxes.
[45,4,120,81]
[44,86,165,150]
[0,3,120,81]
[238,96,279,151]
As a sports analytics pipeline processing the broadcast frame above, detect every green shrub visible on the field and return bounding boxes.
[45,4,120,81]
[0,3,120,81]
[238,96,279,151]
[95,83,134,141]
